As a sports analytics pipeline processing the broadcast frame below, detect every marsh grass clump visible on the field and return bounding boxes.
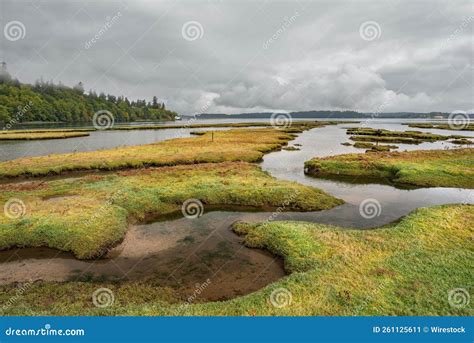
[2,120,342,137]
[354,142,398,152]
[282,146,301,151]
[451,138,473,145]
[0,162,343,259]
[0,204,471,315]
[353,142,398,150]
[404,123,474,131]
[346,127,465,145]
[0,132,90,140]
[365,145,399,153]
[352,142,373,149]
[0,128,298,178]
[350,135,422,144]
[304,148,474,188]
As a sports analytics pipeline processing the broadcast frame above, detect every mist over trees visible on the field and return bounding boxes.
[0,63,177,124]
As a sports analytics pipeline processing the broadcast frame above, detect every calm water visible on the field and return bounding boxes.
[0,126,249,162]
[3,118,471,162]
[0,119,472,297]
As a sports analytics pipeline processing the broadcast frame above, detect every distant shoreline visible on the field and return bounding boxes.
[181,111,469,120]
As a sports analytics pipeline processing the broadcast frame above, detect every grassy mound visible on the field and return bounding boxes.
[403,123,474,131]
[0,132,90,140]
[451,138,473,145]
[346,127,465,145]
[0,128,297,178]
[3,120,340,135]
[353,142,399,151]
[0,162,343,258]
[1,204,471,315]
[304,148,474,188]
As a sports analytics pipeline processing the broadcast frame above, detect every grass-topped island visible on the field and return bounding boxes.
[0,162,342,259]
[0,124,343,178]
[0,131,90,140]
[0,125,472,317]
[304,148,474,188]
[0,204,471,315]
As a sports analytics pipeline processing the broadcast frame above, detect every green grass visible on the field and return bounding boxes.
[451,138,473,145]
[350,135,424,144]
[0,128,298,178]
[346,127,465,145]
[304,148,474,188]
[0,162,343,259]
[365,145,398,152]
[110,120,341,131]
[282,146,301,151]
[0,132,90,140]
[1,204,471,315]
[404,123,474,131]
[346,127,460,140]
[3,120,342,135]
[352,142,399,151]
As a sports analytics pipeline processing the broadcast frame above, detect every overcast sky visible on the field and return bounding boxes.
[0,0,472,115]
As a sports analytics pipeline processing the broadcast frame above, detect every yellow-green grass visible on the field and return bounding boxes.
[350,135,423,144]
[282,146,301,151]
[0,128,298,178]
[451,138,473,145]
[352,142,398,151]
[346,127,462,140]
[0,132,90,140]
[1,204,471,315]
[3,120,342,135]
[404,123,474,131]
[304,148,474,188]
[365,146,397,153]
[346,127,466,145]
[1,128,93,134]
[0,121,342,142]
[0,162,343,259]
[111,121,338,131]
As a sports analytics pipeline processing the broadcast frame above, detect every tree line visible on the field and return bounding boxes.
[0,68,177,124]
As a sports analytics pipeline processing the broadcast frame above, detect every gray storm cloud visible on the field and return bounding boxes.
[0,0,472,115]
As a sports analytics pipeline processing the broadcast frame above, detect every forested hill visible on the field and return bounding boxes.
[0,72,177,124]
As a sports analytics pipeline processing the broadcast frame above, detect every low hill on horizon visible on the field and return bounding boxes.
[184,110,466,120]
